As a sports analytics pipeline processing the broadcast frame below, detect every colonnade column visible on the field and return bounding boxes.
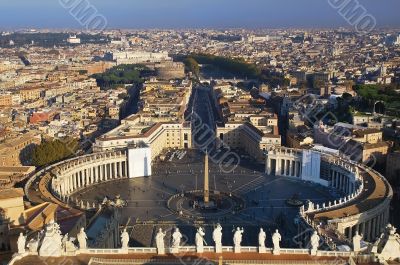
[371,218,377,239]
[125,160,129,178]
[366,220,371,241]
[66,177,70,193]
[101,165,105,181]
[95,166,99,182]
[348,226,353,239]
[119,161,123,177]
[361,222,366,238]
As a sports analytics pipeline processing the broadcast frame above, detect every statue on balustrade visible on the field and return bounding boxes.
[62,233,77,253]
[77,227,88,250]
[353,231,362,252]
[258,228,266,253]
[172,228,182,249]
[233,227,244,253]
[213,223,223,253]
[39,220,63,257]
[195,227,206,253]
[121,228,130,249]
[17,233,26,254]
[272,229,281,255]
[233,227,243,245]
[27,236,39,253]
[156,228,166,254]
[310,231,320,255]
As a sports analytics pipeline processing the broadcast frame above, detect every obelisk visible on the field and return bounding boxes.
[204,151,209,203]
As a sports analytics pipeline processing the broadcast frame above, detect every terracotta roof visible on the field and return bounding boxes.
[0,188,24,200]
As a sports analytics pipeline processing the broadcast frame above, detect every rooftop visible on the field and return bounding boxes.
[0,187,24,200]
[310,167,391,221]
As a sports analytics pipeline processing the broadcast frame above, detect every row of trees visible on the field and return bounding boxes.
[187,54,261,79]
[355,84,400,103]
[183,57,200,77]
[31,138,79,167]
[181,54,289,87]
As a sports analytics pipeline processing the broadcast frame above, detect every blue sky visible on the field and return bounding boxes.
[0,0,399,29]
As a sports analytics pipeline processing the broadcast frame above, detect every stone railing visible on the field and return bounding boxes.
[9,246,359,265]
[88,257,346,265]
[301,180,364,216]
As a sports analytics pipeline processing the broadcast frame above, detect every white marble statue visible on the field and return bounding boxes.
[272,229,281,255]
[233,227,244,253]
[310,231,320,255]
[65,239,77,252]
[353,231,362,252]
[156,228,166,254]
[213,223,223,253]
[379,224,400,260]
[172,228,182,247]
[17,233,26,254]
[38,220,63,257]
[171,228,182,254]
[62,233,69,251]
[61,233,77,253]
[77,227,88,250]
[121,228,129,249]
[27,237,39,253]
[258,228,266,253]
[307,201,314,212]
[195,227,206,253]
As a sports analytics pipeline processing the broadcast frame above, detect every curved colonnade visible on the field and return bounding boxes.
[265,147,392,243]
[34,147,392,245]
[49,150,128,207]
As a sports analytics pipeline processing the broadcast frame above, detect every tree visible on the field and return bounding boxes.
[184,57,200,77]
[32,138,79,167]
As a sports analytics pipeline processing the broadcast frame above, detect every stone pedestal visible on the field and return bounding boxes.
[196,246,204,253]
[234,246,241,253]
[171,247,179,254]
[273,249,280,255]
[258,246,266,253]
[157,247,165,255]
[215,244,222,253]
[310,249,317,256]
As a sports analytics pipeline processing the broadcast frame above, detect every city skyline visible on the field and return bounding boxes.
[1,1,400,264]
[1,0,400,29]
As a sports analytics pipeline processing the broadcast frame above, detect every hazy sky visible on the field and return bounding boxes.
[0,0,399,29]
